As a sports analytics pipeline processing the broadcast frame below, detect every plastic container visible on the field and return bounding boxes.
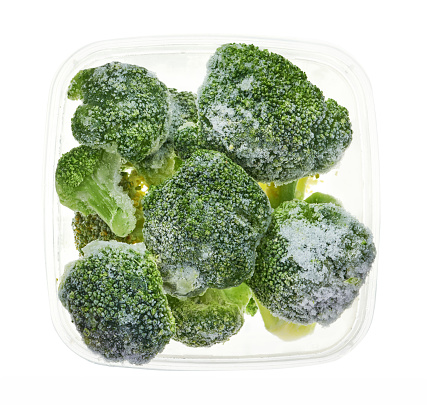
[44,35,380,370]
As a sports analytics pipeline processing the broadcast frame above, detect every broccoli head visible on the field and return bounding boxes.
[55,145,136,237]
[68,62,171,169]
[247,199,376,326]
[176,43,352,184]
[58,241,175,365]
[168,283,253,347]
[142,149,272,297]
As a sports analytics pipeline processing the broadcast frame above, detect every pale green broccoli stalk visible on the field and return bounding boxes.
[176,43,352,185]
[247,199,376,326]
[304,191,342,206]
[72,167,146,254]
[167,283,253,347]
[58,241,175,365]
[256,298,315,341]
[142,149,272,298]
[68,62,171,169]
[55,145,136,237]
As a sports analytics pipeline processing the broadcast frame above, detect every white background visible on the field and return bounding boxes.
[2,0,426,403]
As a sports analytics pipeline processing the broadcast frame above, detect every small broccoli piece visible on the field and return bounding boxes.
[248,199,376,326]
[72,168,145,254]
[58,241,175,365]
[304,192,342,206]
[55,145,136,237]
[178,43,352,184]
[168,283,253,347]
[245,297,258,317]
[142,149,272,297]
[256,298,315,341]
[68,62,171,169]
[138,140,177,186]
[168,88,198,137]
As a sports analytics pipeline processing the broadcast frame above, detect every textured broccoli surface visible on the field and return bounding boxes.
[248,199,376,326]
[168,88,198,137]
[176,43,352,184]
[58,241,175,365]
[72,168,146,255]
[142,149,272,297]
[68,62,171,169]
[55,145,136,237]
[168,283,252,347]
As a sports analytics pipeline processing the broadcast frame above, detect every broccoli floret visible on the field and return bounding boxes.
[256,298,315,341]
[304,191,342,206]
[244,297,258,317]
[138,140,177,186]
[168,88,198,137]
[58,240,175,365]
[168,283,253,347]
[176,43,352,184]
[72,168,145,253]
[68,62,171,169]
[247,199,376,326]
[142,149,272,297]
[55,145,136,237]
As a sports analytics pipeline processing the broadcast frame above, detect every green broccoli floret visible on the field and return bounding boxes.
[58,240,175,365]
[72,169,146,254]
[168,283,253,347]
[68,62,171,169]
[247,199,376,326]
[142,149,272,298]
[168,88,198,137]
[55,145,136,237]
[244,297,258,317]
[176,43,352,185]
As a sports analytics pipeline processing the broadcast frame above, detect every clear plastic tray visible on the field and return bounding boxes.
[44,35,380,370]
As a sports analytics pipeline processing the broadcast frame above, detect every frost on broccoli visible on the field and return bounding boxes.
[176,43,352,184]
[168,88,198,138]
[55,145,136,237]
[168,283,253,347]
[248,199,376,326]
[72,167,146,254]
[142,149,272,298]
[68,62,171,169]
[58,241,175,365]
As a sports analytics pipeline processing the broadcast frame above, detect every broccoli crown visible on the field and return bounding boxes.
[55,145,136,237]
[177,43,352,184]
[142,149,272,297]
[168,89,198,136]
[58,241,175,365]
[68,62,170,168]
[167,283,252,347]
[248,200,376,326]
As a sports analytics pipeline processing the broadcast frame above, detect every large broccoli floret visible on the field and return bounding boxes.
[168,283,253,347]
[55,145,136,237]
[68,62,171,169]
[72,166,146,254]
[58,241,175,365]
[142,149,272,298]
[176,43,352,184]
[247,199,376,326]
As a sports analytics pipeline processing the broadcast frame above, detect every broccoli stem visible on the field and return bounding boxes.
[78,177,134,237]
[264,177,308,208]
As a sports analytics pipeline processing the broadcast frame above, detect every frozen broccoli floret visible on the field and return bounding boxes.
[245,297,258,317]
[168,283,253,347]
[168,88,198,137]
[68,62,171,169]
[55,145,136,237]
[176,43,352,184]
[248,199,376,326]
[72,168,145,254]
[142,149,272,297]
[138,140,178,186]
[58,241,175,365]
